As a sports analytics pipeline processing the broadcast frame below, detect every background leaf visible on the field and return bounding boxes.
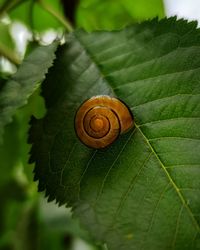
[0,22,15,50]
[0,89,44,250]
[76,0,165,31]
[9,0,65,31]
[0,41,58,143]
[29,17,200,250]
[0,21,20,65]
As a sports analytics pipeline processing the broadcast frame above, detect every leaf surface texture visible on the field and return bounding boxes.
[29,18,200,250]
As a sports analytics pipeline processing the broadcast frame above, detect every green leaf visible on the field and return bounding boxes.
[0,41,58,143]
[9,0,65,31]
[0,86,45,190]
[121,0,165,20]
[0,22,15,50]
[29,18,200,249]
[0,75,7,91]
[0,21,20,65]
[76,0,165,31]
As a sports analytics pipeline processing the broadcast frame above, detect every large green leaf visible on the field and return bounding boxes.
[29,18,200,249]
[0,41,58,143]
[76,0,165,31]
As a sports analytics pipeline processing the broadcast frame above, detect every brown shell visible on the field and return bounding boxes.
[75,95,134,149]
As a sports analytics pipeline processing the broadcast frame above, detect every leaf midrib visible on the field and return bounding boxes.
[135,123,200,232]
[75,33,200,233]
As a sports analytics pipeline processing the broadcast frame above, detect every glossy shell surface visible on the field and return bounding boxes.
[75,95,134,149]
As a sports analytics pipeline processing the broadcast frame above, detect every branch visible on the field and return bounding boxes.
[0,43,21,66]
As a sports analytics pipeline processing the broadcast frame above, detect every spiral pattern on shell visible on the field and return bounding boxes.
[75,95,134,149]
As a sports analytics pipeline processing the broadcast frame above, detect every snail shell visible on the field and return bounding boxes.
[75,95,134,149]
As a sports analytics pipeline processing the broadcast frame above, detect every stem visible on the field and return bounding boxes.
[0,43,21,66]
[29,0,38,41]
[38,0,73,32]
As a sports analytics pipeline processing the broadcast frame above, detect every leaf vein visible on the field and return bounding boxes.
[110,152,153,228]
[136,123,200,232]
[131,94,200,110]
[94,128,136,205]
[138,117,200,127]
[172,204,184,249]
[107,46,200,76]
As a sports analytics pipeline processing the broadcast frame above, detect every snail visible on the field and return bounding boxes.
[75,95,134,149]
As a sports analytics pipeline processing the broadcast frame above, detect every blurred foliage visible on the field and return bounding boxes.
[0,22,19,65]
[0,22,14,50]
[0,41,58,144]
[9,0,64,31]
[76,0,165,30]
[0,0,165,249]
[0,89,40,249]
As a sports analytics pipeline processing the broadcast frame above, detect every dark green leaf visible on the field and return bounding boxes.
[0,41,58,143]
[0,190,38,250]
[0,75,8,91]
[29,18,200,249]
[0,119,21,188]
[76,0,165,31]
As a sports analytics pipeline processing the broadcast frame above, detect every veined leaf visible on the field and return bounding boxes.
[0,41,58,143]
[29,18,200,249]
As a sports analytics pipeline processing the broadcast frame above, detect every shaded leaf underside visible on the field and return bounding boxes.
[29,18,200,250]
[0,41,58,143]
